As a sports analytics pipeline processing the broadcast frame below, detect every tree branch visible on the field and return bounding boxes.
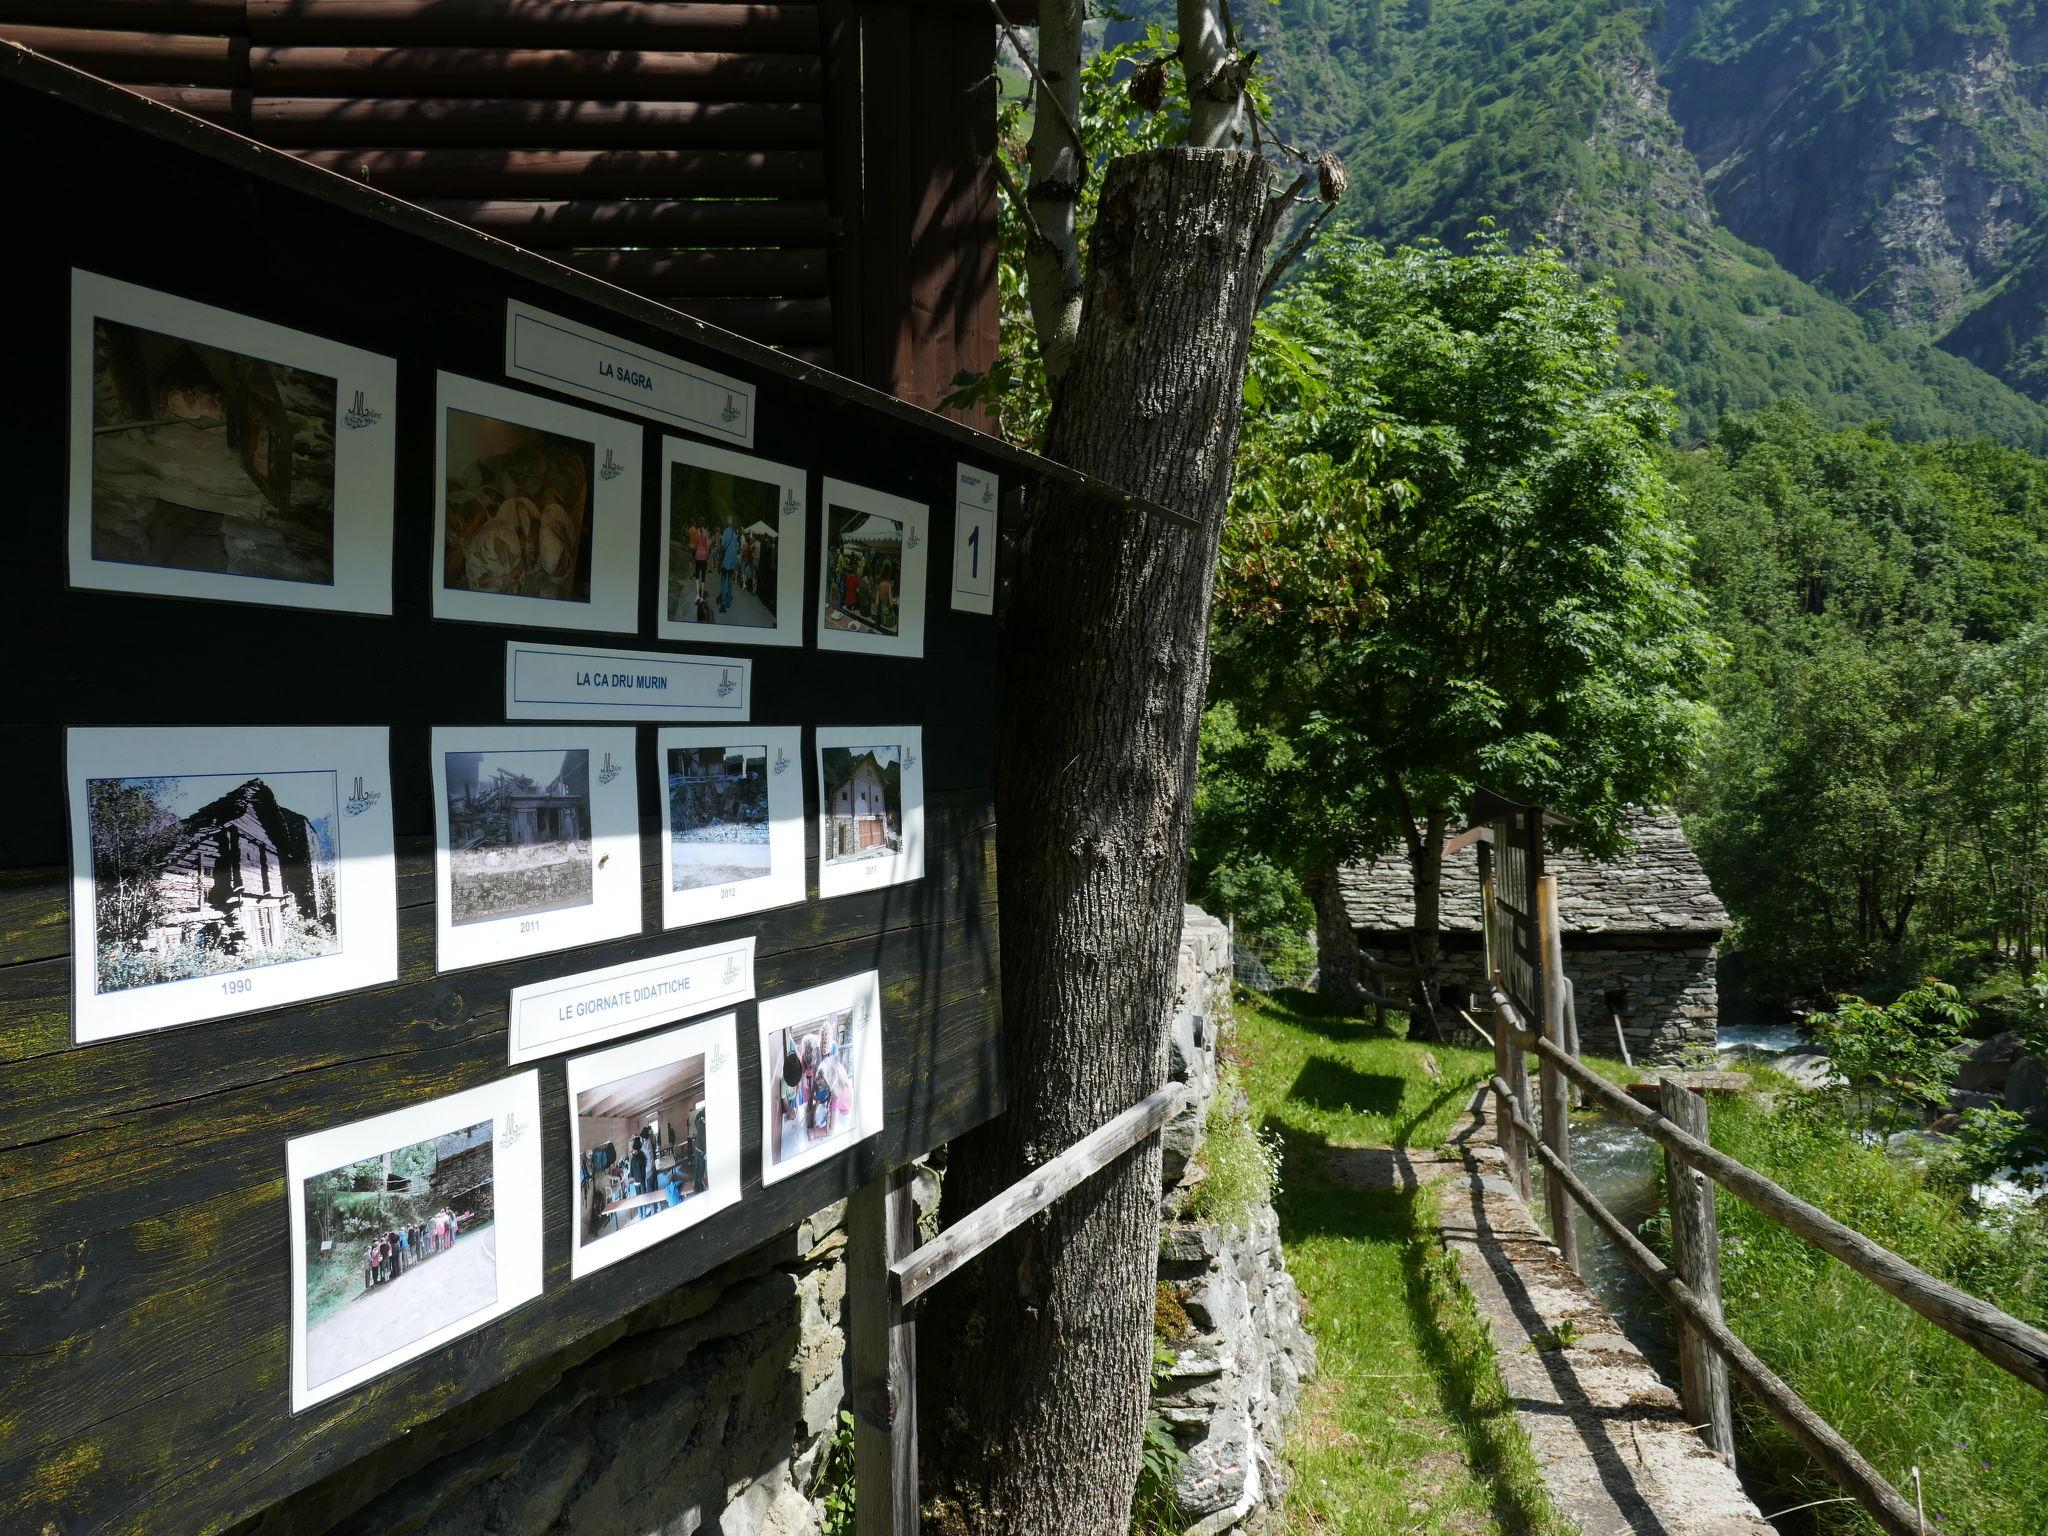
[1257,201,1333,307]
[991,146,1055,255]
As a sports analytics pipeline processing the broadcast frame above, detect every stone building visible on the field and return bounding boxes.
[144,777,326,957]
[823,753,892,857]
[1340,809,1730,1063]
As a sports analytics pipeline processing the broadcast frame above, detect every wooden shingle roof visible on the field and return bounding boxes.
[1339,809,1729,938]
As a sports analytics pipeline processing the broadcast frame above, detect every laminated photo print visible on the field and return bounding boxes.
[815,478,929,659]
[68,270,396,613]
[430,726,643,972]
[66,725,398,1042]
[432,372,643,634]
[657,437,806,648]
[287,1072,544,1411]
[814,726,925,900]
[658,725,805,930]
[566,1012,743,1279]
[756,971,885,1185]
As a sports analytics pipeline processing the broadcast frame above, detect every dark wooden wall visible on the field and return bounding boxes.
[0,0,1003,409]
[0,55,1009,1536]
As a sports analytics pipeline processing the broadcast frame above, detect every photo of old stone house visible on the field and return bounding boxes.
[443,749,593,926]
[821,746,902,864]
[87,771,340,994]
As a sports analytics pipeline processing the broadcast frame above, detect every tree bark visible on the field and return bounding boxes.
[1024,0,1085,380]
[1307,862,1363,1011]
[924,146,1280,1535]
[1407,805,1450,1042]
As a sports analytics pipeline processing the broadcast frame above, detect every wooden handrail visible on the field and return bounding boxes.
[1489,1079,1923,1536]
[888,1083,1186,1306]
[1520,1032,2048,1396]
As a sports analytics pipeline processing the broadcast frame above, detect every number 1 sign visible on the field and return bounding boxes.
[950,463,997,616]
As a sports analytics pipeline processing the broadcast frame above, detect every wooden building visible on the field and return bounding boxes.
[1341,809,1731,1064]
[146,776,327,957]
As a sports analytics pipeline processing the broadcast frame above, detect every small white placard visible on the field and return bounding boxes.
[506,935,757,1065]
[566,1012,743,1279]
[950,463,998,615]
[431,726,642,973]
[658,727,806,931]
[815,726,925,900]
[505,640,752,721]
[817,478,930,659]
[504,300,755,448]
[758,970,886,1186]
[431,371,643,634]
[288,1073,545,1411]
[67,725,398,1043]
[69,270,397,614]
[656,437,807,648]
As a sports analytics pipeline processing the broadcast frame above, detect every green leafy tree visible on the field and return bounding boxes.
[1809,981,1974,1133]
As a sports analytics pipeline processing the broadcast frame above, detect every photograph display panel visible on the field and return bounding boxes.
[431,726,643,972]
[657,438,806,648]
[66,725,398,1042]
[432,372,642,633]
[814,725,925,900]
[756,970,885,1186]
[658,725,805,930]
[567,1013,743,1279]
[68,270,397,614]
[287,1072,544,1411]
[815,478,929,660]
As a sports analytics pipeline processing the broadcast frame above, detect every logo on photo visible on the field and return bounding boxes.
[721,393,740,425]
[344,776,382,817]
[502,1111,529,1148]
[709,1041,729,1075]
[342,389,382,430]
[598,751,624,784]
[982,482,995,507]
[599,448,625,482]
[717,669,737,698]
[782,487,801,518]
[902,752,918,770]
[721,954,742,986]
[773,747,790,775]
[906,528,921,551]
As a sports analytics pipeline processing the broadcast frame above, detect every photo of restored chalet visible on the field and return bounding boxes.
[86,771,340,994]
[442,749,593,925]
[820,746,902,864]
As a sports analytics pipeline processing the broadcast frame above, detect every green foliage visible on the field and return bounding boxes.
[818,1410,856,1536]
[1130,1345,1186,1535]
[1808,981,1973,1131]
[1709,1089,2048,1535]
[1183,1060,1284,1229]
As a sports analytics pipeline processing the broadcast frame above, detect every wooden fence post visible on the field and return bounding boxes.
[850,1164,919,1535]
[1537,875,1579,1271]
[1562,976,1582,1107]
[1660,1079,1735,1465]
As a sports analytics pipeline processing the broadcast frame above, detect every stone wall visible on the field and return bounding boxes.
[1154,907,1315,1535]
[1430,940,1719,1065]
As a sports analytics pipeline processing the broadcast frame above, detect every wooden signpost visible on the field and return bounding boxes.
[0,42,1127,1536]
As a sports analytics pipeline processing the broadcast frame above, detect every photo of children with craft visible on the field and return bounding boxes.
[756,972,884,1185]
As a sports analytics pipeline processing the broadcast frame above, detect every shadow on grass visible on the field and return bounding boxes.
[1251,986,1414,1044]
[1287,1056,1406,1119]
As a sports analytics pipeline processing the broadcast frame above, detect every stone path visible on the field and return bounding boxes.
[1329,1102,1774,1536]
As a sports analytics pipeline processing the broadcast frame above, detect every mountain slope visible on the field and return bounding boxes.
[1233,0,2048,446]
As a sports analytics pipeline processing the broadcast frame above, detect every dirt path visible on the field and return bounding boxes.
[306,1226,499,1389]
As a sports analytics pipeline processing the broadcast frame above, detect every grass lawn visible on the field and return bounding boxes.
[1234,986,1575,1536]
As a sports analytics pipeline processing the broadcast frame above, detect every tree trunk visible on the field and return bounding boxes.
[1307,862,1363,1011]
[924,147,1280,1535]
[1407,806,1450,1042]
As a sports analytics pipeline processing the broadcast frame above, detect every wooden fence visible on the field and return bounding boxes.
[1478,869,2048,1536]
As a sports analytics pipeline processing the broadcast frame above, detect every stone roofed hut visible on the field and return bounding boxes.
[1339,809,1731,1064]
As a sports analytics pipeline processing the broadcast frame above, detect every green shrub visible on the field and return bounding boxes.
[1184,1060,1284,1229]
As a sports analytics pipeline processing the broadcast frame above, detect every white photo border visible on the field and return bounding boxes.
[815,725,925,900]
[815,478,929,659]
[68,270,397,615]
[566,1013,743,1279]
[66,725,398,1043]
[658,726,806,930]
[287,1072,544,1412]
[506,935,756,1066]
[431,725,643,973]
[756,970,886,1186]
[431,372,643,634]
[656,438,807,648]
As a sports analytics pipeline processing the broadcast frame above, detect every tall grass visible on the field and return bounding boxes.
[1709,1093,2048,1534]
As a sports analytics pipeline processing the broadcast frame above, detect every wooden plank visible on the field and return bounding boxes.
[281,146,824,197]
[849,1164,919,1536]
[244,0,821,49]
[0,24,250,84]
[1660,1079,1735,1465]
[1534,1036,2048,1397]
[556,245,829,298]
[1492,1085,1924,1536]
[890,1083,1184,1306]
[119,90,825,147]
[668,296,834,345]
[416,195,831,247]
[248,44,823,101]
[1535,874,1578,1271]
[0,1,245,30]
